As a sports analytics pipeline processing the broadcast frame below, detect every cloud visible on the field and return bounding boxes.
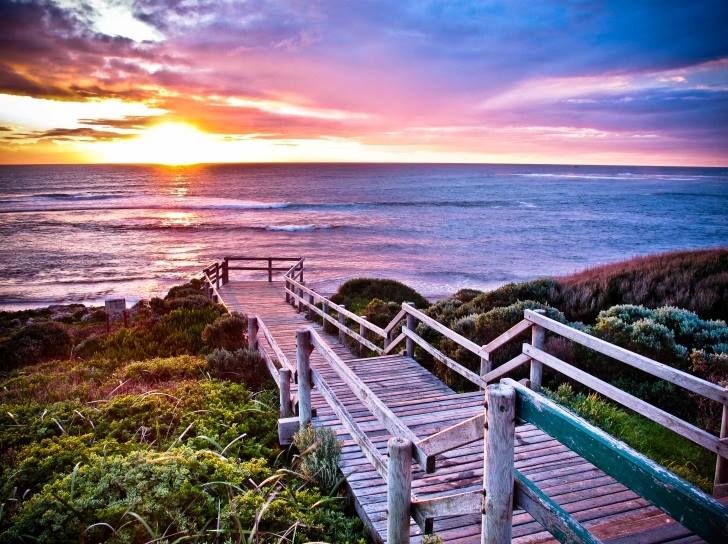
[1,127,132,142]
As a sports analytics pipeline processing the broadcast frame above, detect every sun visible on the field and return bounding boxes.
[96,122,218,165]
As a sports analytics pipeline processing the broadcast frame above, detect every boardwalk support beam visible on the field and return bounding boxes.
[296,329,312,427]
[405,303,415,358]
[529,309,545,388]
[483,384,516,544]
[387,437,412,544]
[714,395,728,497]
[338,305,346,344]
[279,368,292,418]
[247,316,259,352]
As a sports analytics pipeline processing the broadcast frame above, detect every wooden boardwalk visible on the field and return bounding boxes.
[218,280,721,544]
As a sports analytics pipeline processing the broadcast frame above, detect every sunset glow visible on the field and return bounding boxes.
[0,1,726,166]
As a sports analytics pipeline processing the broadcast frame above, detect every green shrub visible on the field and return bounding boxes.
[4,447,269,544]
[0,322,72,370]
[1,434,133,507]
[118,355,207,382]
[205,348,273,390]
[202,313,247,350]
[331,278,429,314]
[86,305,226,361]
[293,425,342,494]
[364,298,401,328]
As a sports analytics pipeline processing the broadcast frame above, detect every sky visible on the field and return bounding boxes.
[0,0,727,166]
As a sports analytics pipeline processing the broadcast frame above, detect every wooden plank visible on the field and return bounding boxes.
[257,317,293,371]
[482,352,531,384]
[483,319,531,355]
[384,308,407,335]
[403,304,488,360]
[383,331,406,354]
[416,413,484,458]
[258,345,280,383]
[309,329,434,472]
[524,309,728,405]
[524,344,725,457]
[310,366,389,480]
[402,326,486,388]
[513,469,601,544]
[504,378,728,543]
[411,487,482,521]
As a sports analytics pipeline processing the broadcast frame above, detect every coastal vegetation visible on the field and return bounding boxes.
[0,282,365,543]
[334,248,728,491]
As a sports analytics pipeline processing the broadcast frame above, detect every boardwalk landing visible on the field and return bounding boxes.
[219,281,720,543]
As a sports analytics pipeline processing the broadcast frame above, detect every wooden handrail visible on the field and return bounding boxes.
[524,343,728,457]
[401,304,488,359]
[525,309,728,405]
[504,378,728,542]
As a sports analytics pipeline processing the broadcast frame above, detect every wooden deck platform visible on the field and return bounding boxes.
[218,280,721,543]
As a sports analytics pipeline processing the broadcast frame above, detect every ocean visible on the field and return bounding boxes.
[1,163,726,309]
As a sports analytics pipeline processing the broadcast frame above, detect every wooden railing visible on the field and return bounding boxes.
[203,257,728,542]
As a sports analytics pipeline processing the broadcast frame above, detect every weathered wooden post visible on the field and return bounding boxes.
[714,393,728,498]
[297,282,305,313]
[279,368,292,418]
[359,316,367,357]
[480,345,491,387]
[285,277,290,304]
[338,305,346,344]
[296,329,312,426]
[405,302,415,358]
[268,258,273,282]
[483,383,516,544]
[247,316,259,351]
[222,258,229,285]
[387,437,412,544]
[308,293,315,318]
[529,309,546,389]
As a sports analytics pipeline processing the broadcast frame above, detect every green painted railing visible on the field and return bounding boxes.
[502,378,728,543]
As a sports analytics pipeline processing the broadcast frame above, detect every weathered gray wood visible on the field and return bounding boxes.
[525,309,728,405]
[513,469,601,544]
[247,315,259,351]
[259,345,279,383]
[403,303,488,359]
[530,310,545,388]
[715,398,728,497]
[384,307,407,335]
[416,412,484,457]
[296,329,312,427]
[360,316,367,357]
[405,303,416,358]
[480,346,491,381]
[285,288,383,353]
[483,318,531,355]
[482,352,531,384]
[310,366,388,480]
[524,344,726,456]
[483,384,516,544]
[411,487,482,521]
[383,330,406,354]
[387,437,413,544]
[338,304,347,344]
[279,368,292,418]
[258,317,293,371]
[402,326,486,388]
[278,416,299,445]
[308,328,432,471]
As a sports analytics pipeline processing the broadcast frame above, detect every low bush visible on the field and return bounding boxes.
[0,322,72,371]
[364,298,401,328]
[85,305,226,361]
[293,425,342,494]
[4,447,269,544]
[119,355,207,382]
[202,312,247,350]
[205,348,273,390]
[331,278,429,314]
